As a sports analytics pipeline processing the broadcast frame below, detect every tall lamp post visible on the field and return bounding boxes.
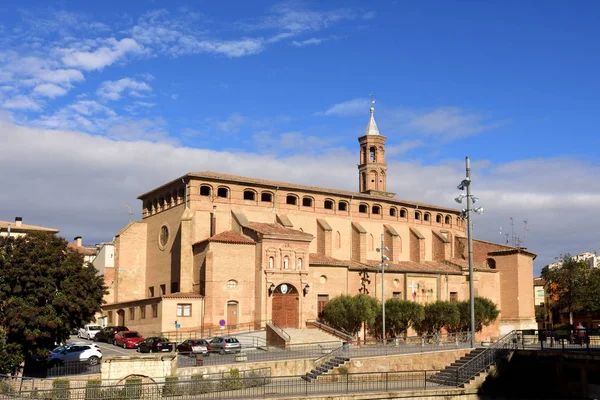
[454,156,484,348]
[376,234,390,344]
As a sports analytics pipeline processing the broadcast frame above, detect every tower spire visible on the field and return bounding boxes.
[365,95,380,136]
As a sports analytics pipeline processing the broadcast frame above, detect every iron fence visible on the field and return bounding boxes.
[22,361,102,379]
[161,320,271,342]
[1,369,445,399]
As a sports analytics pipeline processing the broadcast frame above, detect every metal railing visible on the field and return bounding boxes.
[266,322,290,342]
[22,360,101,378]
[1,369,446,399]
[161,320,271,342]
[305,320,355,342]
[455,330,516,386]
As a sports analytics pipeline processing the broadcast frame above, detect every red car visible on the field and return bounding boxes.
[114,331,144,349]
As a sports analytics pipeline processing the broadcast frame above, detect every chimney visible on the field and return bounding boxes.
[15,217,22,228]
[74,236,82,247]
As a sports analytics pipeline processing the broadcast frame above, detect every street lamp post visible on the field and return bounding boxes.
[376,235,390,344]
[455,156,484,348]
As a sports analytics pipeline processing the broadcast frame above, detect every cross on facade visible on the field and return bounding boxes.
[409,280,418,300]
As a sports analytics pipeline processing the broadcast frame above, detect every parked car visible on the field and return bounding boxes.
[137,337,173,353]
[114,331,144,349]
[95,326,129,344]
[70,327,80,336]
[78,325,102,340]
[209,337,241,355]
[176,339,211,356]
[49,344,102,365]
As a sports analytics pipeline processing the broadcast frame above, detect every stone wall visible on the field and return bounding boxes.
[345,349,471,373]
[101,355,177,381]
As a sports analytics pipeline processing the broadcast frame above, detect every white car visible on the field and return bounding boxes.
[78,325,102,340]
[49,344,102,365]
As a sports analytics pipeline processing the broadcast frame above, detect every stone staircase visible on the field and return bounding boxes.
[285,328,342,345]
[426,348,487,387]
[301,355,351,382]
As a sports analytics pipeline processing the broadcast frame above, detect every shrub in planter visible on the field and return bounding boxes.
[51,379,70,400]
[84,379,102,400]
[219,368,243,391]
[122,378,142,400]
[162,376,179,397]
[188,374,212,395]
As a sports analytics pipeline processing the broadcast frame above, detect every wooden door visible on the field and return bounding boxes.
[272,293,298,328]
[227,302,238,327]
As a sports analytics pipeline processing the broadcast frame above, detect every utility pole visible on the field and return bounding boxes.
[376,235,390,344]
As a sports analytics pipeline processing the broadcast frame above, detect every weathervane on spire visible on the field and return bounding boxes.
[369,93,376,113]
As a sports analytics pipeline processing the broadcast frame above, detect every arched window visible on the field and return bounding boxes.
[166,193,172,205]
[283,256,289,269]
[159,197,165,210]
[400,208,407,218]
[390,207,397,217]
[361,172,366,191]
[372,205,381,215]
[302,197,313,207]
[445,215,451,225]
[178,187,185,201]
[324,199,334,210]
[261,192,273,202]
[145,201,152,214]
[486,258,496,269]
[200,185,211,196]
[338,201,348,211]
[336,231,341,248]
[217,187,229,198]
[436,214,442,223]
[369,146,376,162]
[243,190,256,201]
[359,204,368,213]
[361,146,367,164]
[457,217,461,226]
[268,257,274,269]
[298,258,303,270]
[415,211,421,220]
[286,195,297,205]
[424,213,430,222]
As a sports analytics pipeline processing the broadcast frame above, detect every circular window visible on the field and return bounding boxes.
[393,279,400,287]
[227,280,238,289]
[158,224,169,250]
[319,275,327,284]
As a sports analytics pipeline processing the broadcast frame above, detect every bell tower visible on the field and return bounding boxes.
[358,101,394,197]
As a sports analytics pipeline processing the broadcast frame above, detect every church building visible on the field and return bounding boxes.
[101,105,537,340]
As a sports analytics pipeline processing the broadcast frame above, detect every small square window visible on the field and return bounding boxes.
[140,305,146,319]
[152,304,158,318]
[177,303,192,317]
[160,284,166,295]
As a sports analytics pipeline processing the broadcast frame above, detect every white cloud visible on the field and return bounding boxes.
[3,95,42,111]
[0,120,598,274]
[215,113,246,133]
[60,38,144,71]
[33,83,68,98]
[97,78,152,101]
[317,98,368,116]
[292,38,325,47]
[386,140,424,156]
[406,107,505,139]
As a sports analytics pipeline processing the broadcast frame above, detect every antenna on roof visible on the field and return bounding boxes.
[122,203,133,222]
[509,217,514,246]
[523,219,529,247]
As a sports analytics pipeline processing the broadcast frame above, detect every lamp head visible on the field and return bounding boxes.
[382,255,390,261]
[454,195,464,204]
[376,248,380,253]
[474,206,484,215]
[472,196,479,203]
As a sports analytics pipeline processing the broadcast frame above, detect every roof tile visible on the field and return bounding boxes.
[246,222,313,239]
[201,230,255,245]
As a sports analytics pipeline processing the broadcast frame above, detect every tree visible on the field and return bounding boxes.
[414,301,460,336]
[447,297,500,333]
[321,294,379,336]
[369,299,424,339]
[0,232,106,372]
[542,254,590,326]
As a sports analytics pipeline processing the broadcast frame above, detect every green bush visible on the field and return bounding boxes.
[122,378,142,400]
[51,379,70,400]
[243,371,269,388]
[337,366,348,375]
[162,376,179,397]
[219,368,243,391]
[84,379,102,400]
[414,301,460,336]
[0,379,13,395]
[188,374,212,395]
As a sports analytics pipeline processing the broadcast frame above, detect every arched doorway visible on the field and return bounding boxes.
[272,284,298,328]
[117,309,125,326]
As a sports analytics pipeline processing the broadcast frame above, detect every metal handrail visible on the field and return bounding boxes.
[267,322,291,342]
[455,330,517,386]
[306,320,355,342]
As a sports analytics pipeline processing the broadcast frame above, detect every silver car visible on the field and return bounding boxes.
[209,337,241,355]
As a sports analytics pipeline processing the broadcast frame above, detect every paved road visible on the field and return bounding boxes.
[67,335,142,358]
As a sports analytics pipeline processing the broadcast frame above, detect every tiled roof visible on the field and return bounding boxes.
[138,171,461,214]
[67,242,97,256]
[162,292,203,299]
[533,277,546,286]
[209,230,255,245]
[474,238,537,258]
[309,253,351,266]
[246,222,313,240]
[444,258,493,272]
[0,220,59,233]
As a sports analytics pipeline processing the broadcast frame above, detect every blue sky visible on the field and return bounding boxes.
[1,0,599,273]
